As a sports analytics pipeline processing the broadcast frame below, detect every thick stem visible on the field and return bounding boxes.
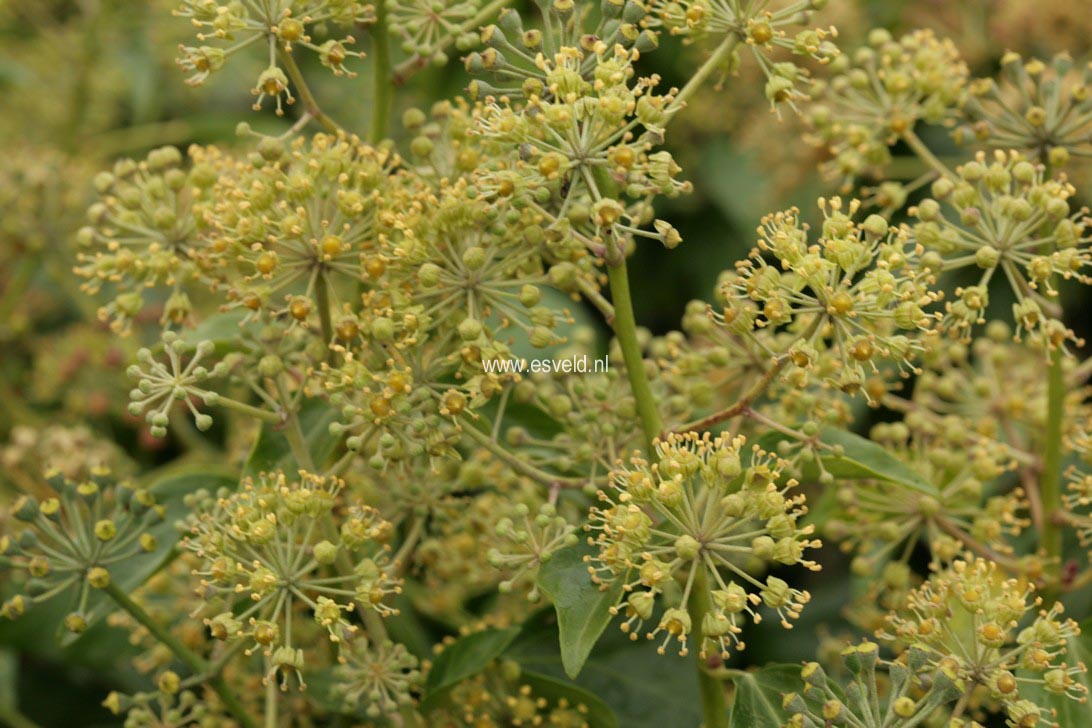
[279,50,341,134]
[369,0,392,143]
[666,36,739,118]
[605,258,663,453]
[1041,348,1066,579]
[102,582,258,728]
[281,410,317,471]
[687,569,729,728]
[901,128,953,180]
[264,667,278,728]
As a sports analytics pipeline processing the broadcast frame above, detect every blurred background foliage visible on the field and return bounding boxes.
[2,0,1092,725]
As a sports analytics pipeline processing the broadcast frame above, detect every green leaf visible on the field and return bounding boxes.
[1019,616,1092,725]
[180,310,252,353]
[420,627,520,711]
[243,399,341,476]
[817,428,937,495]
[728,665,804,728]
[519,670,619,728]
[536,543,624,679]
[506,609,701,727]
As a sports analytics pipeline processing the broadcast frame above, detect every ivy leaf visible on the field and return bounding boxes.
[536,543,624,679]
[243,399,341,476]
[728,665,804,728]
[179,310,252,353]
[419,627,520,711]
[817,428,937,495]
[506,609,701,727]
[519,670,620,728]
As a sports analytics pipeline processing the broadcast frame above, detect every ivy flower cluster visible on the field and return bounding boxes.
[75,146,216,333]
[0,469,161,633]
[718,197,937,395]
[643,0,839,111]
[8,1,1092,727]
[182,471,399,688]
[473,36,688,253]
[880,557,1088,725]
[587,432,820,659]
[824,422,1026,570]
[203,132,397,329]
[910,150,1092,346]
[960,52,1092,167]
[807,29,968,187]
[175,0,371,112]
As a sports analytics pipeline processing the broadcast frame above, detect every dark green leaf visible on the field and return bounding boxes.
[728,665,804,728]
[520,670,619,728]
[818,428,937,495]
[507,609,701,727]
[180,310,252,353]
[537,543,624,678]
[420,627,520,710]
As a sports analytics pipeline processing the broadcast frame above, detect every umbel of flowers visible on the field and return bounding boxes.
[587,431,820,659]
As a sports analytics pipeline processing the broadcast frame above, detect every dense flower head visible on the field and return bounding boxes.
[389,0,480,61]
[322,336,470,470]
[959,53,1092,167]
[182,471,399,688]
[174,0,370,113]
[643,0,838,111]
[909,150,1092,347]
[718,197,937,396]
[587,431,819,658]
[202,132,398,330]
[474,41,688,254]
[370,177,571,348]
[332,637,421,718]
[1,468,162,633]
[75,146,218,334]
[881,556,1088,725]
[467,0,657,102]
[824,421,1026,569]
[807,28,968,188]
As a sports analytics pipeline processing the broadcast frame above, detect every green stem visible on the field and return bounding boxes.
[279,50,341,134]
[216,396,282,424]
[667,36,739,118]
[369,0,392,143]
[264,666,278,728]
[281,410,316,471]
[605,259,663,453]
[315,272,335,365]
[102,582,258,728]
[1042,348,1065,580]
[687,569,729,728]
[901,128,953,180]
